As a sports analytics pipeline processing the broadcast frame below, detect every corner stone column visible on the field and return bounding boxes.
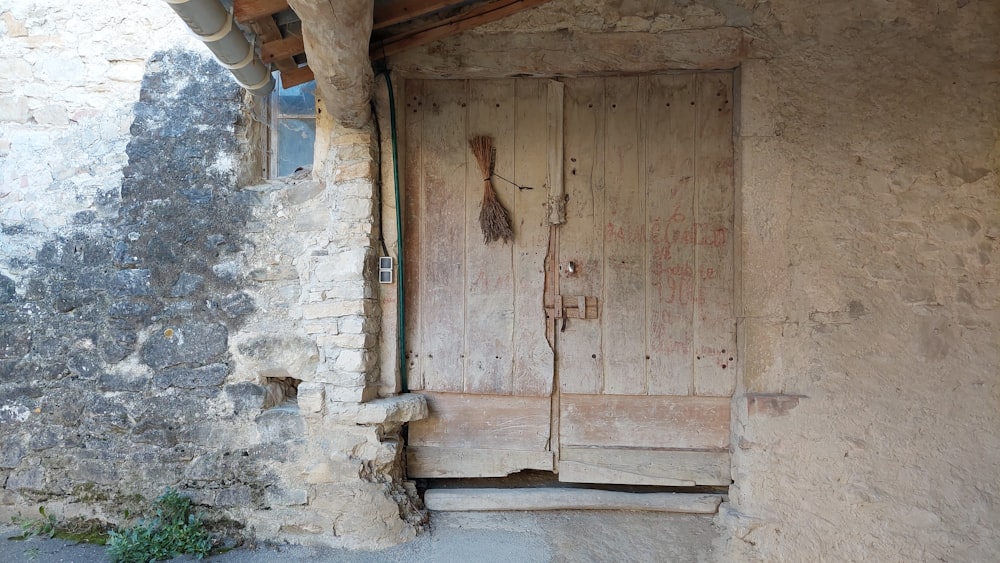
[299,110,383,405]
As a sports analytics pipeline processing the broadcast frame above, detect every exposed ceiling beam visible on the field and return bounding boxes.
[371,0,551,60]
[233,0,291,24]
[373,0,471,30]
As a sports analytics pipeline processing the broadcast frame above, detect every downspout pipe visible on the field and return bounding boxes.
[164,0,275,96]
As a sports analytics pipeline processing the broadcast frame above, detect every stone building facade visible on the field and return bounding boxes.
[1,0,998,560]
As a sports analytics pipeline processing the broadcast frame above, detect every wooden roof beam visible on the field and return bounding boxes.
[287,0,373,127]
[234,0,291,24]
[371,0,552,61]
[374,0,472,30]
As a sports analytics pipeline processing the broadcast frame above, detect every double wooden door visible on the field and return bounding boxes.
[403,74,735,487]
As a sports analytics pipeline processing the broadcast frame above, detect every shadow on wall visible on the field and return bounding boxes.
[0,49,293,518]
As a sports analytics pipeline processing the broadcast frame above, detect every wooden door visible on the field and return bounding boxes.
[404,79,556,478]
[404,74,735,486]
[556,74,735,486]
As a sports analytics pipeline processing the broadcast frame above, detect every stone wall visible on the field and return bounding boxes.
[2,0,997,558]
[1,0,426,550]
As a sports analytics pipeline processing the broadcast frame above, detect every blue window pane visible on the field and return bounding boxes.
[277,78,315,115]
[277,118,315,176]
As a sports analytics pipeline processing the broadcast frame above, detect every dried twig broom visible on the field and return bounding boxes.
[469,135,513,244]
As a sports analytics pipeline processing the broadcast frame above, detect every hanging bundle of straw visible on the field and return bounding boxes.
[469,135,513,244]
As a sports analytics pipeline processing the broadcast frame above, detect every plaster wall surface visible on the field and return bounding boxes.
[392,0,1000,560]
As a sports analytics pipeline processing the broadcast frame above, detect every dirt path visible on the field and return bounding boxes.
[3,511,720,562]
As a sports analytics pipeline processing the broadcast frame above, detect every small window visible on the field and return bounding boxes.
[270,75,316,177]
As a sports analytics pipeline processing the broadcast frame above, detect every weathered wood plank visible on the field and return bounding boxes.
[693,72,736,397]
[276,65,313,89]
[260,35,305,63]
[557,77,606,395]
[388,28,746,78]
[558,447,731,486]
[374,0,470,30]
[511,78,553,397]
[234,0,289,23]
[465,79,516,395]
[424,488,723,513]
[407,446,553,478]
[560,393,730,450]
[418,80,467,392]
[546,80,565,225]
[644,74,697,396]
[602,77,645,395]
[403,79,424,389]
[408,392,551,451]
[372,0,554,60]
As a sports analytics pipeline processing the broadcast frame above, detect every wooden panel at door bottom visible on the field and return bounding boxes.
[558,447,730,487]
[407,392,552,451]
[408,447,553,478]
[560,394,730,451]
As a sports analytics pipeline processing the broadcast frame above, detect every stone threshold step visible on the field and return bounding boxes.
[424,488,723,513]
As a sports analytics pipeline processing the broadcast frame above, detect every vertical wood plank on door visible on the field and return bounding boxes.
[403,80,424,389]
[557,77,606,395]
[693,73,736,396]
[512,79,553,397]
[465,80,516,395]
[602,77,645,395]
[419,80,468,392]
[644,74,697,396]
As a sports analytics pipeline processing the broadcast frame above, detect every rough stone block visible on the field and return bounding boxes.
[256,409,306,444]
[0,96,30,123]
[334,349,369,373]
[282,180,324,205]
[336,196,374,220]
[337,315,366,334]
[326,394,428,424]
[68,460,119,485]
[294,207,329,231]
[220,291,255,317]
[33,104,69,126]
[213,486,251,507]
[6,466,44,491]
[746,393,807,417]
[297,382,325,413]
[301,299,365,320]
[154,363,229,389]
[265,487,308,507]
[0,440,26,469]
[110,269,152,297]
[141,322,228,369]
[0,275,14,305]
[170,272,204,297]
[334,161,377,183]
[313,249,366,282]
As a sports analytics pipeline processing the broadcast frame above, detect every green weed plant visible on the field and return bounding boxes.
[106,488,213,562]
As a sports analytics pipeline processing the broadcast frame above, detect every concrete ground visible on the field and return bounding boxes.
[2,511,720,562]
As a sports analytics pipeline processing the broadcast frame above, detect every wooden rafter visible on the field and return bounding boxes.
[234,0,311,89]
[233,0,291,23]
[373,0,471,30]
[261,35,305,63]
[371,0,552,60]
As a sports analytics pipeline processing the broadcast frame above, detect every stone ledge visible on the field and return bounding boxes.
[326,394,428,425]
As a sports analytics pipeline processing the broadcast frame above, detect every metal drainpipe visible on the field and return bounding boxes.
[164,0,275,96]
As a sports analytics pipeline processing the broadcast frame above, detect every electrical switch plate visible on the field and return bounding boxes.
[378,256,393,284]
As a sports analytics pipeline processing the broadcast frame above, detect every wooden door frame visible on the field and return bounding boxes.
[375,59,748,487]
